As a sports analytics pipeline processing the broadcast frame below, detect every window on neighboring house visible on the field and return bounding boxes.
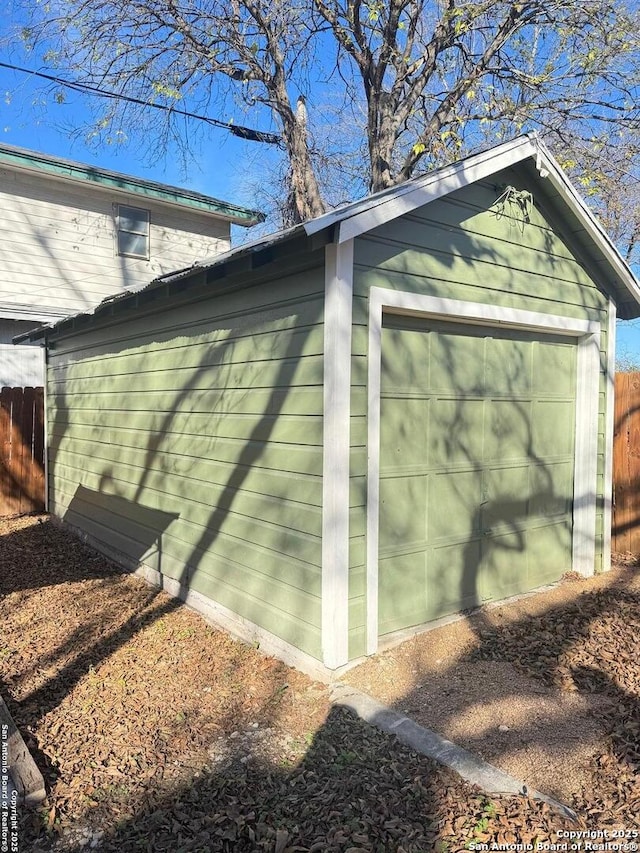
[116,204,150,259]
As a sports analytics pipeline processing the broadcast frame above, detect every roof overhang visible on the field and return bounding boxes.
[304,133,640,319]
[14,225,317,344]
[0,142,263,226]
[0,305,68,324]
[16,133,640,344]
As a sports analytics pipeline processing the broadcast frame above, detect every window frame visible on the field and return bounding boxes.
[115,204,150,260]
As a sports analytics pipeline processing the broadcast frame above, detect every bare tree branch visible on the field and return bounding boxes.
[8,0,640,241]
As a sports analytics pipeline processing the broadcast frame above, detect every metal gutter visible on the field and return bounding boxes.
[0,142,263,225]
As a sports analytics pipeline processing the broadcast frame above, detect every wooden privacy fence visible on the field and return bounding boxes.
[0,387,45,517]
[612,372,640,554]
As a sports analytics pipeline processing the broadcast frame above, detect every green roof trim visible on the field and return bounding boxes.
[0,142,263,226]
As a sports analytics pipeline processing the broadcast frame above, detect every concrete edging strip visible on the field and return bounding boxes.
[0,694,46,806]
[331,683,577,823]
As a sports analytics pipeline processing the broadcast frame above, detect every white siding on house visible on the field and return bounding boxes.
[0,319,44,386]
[0,165,231,320]
[0,344,43,386]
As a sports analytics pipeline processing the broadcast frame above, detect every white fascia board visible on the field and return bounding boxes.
[312,137,537,244]
[303,133,640,313]
[304,135,538,241]
[321,239,354,669]
[534,141,640,309]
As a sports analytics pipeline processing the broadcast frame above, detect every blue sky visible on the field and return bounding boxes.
[615,321,640,369]
[1,33,639,364]
[0,60,268,206]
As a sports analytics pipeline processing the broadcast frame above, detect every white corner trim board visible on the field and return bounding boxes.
[572,331,601,575]
[322,240,354,669]
[602,298,617,572]
[365,286,602,656]
[42,345,50,513]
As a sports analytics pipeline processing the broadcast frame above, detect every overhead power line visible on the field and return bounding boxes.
[0,60,282,145]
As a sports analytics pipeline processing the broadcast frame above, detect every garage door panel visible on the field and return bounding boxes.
[428,541,481,618]
[529,461,574,517]
[479,531,530,602]
[485,338,532,396]
[482,466,530,528]
[526,521,573,585]
[429,330,485,394]
[428,471,483,541]
[380,327,432,392]
[378,552,428,634]
[485,399,532,461]
[380,397,429,470]
[532,341,576,395]
[379,475,428,552]
[429,398,485,465]
[532,400,575,458]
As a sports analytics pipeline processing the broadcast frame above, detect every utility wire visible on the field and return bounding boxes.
[0,60,282,145]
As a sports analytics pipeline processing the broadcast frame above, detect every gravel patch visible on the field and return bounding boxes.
[346,563,640,823]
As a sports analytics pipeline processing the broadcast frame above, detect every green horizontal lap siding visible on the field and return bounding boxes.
[347,170,612,658]
[48,323,325,378]
[50,425,325,480]
[51,388,324,425]
[49,427,326,494]
[53,462,322,550]
[47,260,327,660]
[52,408,326,448]
[353,173,608,313]
[51,359,325,397]
[52,481,321,647]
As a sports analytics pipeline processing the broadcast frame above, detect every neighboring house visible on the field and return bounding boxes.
[21,134,640,680]
[0,143,261,386]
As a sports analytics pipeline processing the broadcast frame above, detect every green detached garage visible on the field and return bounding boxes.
[21,135,640,678]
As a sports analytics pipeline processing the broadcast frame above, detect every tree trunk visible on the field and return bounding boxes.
[280,109,326,226]
[368,92,400,193]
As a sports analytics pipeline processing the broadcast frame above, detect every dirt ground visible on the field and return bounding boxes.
[346,560,640,812]
[1,514,638,850]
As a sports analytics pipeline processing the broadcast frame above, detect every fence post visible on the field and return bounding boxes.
[0,386,46,516]
[612,372,640,554]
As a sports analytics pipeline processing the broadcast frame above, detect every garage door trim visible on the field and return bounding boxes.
[365,287,601,655]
